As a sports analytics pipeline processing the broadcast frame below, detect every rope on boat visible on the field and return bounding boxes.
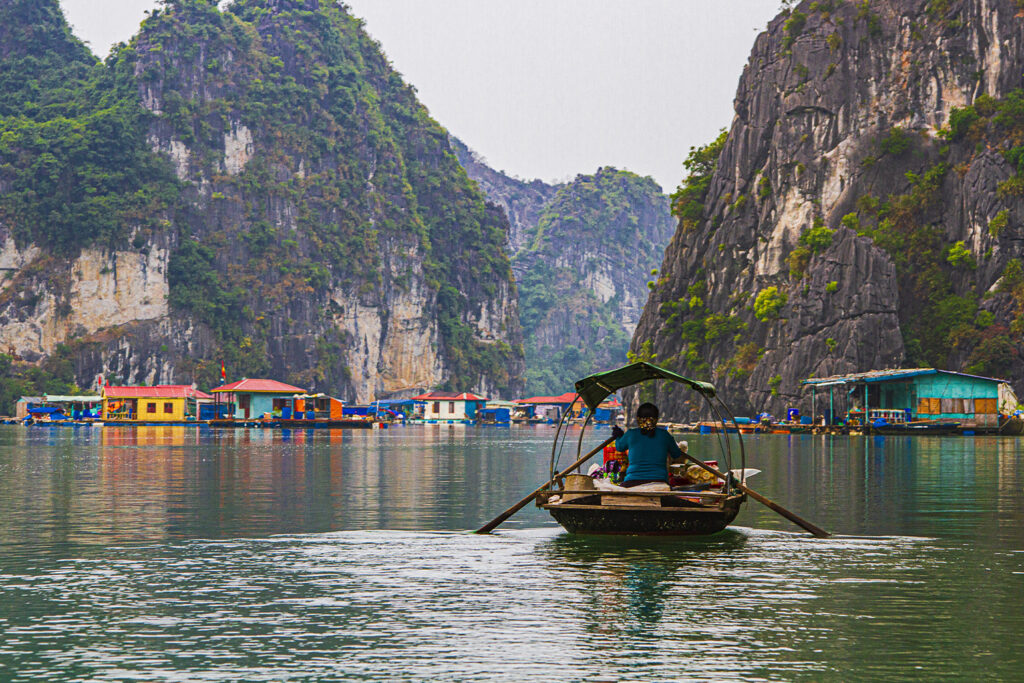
[547,387,747,496]
[709,393,748,487]
[548,393,581,483]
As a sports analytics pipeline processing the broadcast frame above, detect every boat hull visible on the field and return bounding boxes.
[208,419,375,429]
[870,422,960,435]
[998,416,1024,435]
[543,495,743,536]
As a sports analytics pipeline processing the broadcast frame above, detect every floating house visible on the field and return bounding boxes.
[210,379,306,420]
[15,396,42,419]
[102,386,212,422]
[515,392,583,422]
[802,368,1019,427]
[15,395,103,420]
[286,393,345,420]
[45,395,103,420]
[478,399,517,424]
[371,399,424,421]
[411,391,487,423]
[593,397,624,423]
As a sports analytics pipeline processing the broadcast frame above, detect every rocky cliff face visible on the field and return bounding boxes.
[451,137,559,255]
[630,0,1024,419]
[454,141,675,395]
[0,0,523,400]
[515,168,675,394]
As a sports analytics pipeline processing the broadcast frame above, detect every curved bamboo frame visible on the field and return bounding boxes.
[547,383,747,489]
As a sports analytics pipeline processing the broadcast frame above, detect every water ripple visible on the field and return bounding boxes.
[0,529,1020,681]
[0,428,1022,680]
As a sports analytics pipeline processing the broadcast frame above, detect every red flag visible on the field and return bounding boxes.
[221,362,226,383]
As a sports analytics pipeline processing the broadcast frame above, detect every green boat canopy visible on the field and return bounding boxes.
[574,361,716,412]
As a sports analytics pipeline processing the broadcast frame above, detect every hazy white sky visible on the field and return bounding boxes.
[60,0,780,192]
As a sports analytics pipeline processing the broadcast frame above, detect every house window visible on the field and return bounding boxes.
[164,402,174,414]
[146,403,156,413]
[433,401,440,414]
[449,401,455,414]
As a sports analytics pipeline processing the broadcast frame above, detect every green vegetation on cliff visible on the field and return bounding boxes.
[140,0,519,393]
[0,0,181,255]
[842,93,1024,377]
[0,348,81,416]
[517,168,672,396]
[670,130,727,232]
[0,0,93,118]
[0,0,522,396]
[650,131,747,383]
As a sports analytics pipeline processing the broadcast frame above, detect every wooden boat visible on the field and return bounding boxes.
[769,423,812,434]
[870,420,960,436]
[538,488,744,536]
[535,361,750,537]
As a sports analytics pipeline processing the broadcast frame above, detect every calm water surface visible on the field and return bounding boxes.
[0,425,1021,681]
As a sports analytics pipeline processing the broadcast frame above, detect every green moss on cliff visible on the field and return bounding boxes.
[516,168,671,395]
[670,130,727,232]
[843,91,1024,372]
[0,0,523,396]
[0,348,82,416]
[0,0,181,255]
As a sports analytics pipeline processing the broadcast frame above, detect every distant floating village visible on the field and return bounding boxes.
[7,366,1024,436]
[9,380,624,429]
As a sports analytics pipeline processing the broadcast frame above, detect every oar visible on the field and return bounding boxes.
[682,453,831,538]
[475,435,615,534]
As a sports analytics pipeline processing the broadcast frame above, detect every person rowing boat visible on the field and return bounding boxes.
[476,361,830,537]
[611,402,685,488]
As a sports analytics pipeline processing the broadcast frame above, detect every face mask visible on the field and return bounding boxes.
[638,416,657,434]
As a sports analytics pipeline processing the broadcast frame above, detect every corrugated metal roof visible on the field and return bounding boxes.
[211,379,306,394]
[516,392,579,405]
[802,368,1006,387]
[103,385,213,399]
[43,395,102,402]
[411,391,488,401]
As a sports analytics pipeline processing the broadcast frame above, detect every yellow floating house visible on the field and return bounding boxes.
[102,385,213,422]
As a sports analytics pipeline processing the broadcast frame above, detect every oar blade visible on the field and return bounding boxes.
[475,435,616,534]
[684,454,830,538]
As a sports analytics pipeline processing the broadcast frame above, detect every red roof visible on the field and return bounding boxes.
[516,392,579,405]
[211,378,306,394]
[412,391,487,401]
[104,385,213,400]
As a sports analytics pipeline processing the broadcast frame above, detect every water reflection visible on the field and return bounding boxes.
[0,427,1023,680]
[733,434,1024,547]
[540,531,750,640]
[0,426,567,563]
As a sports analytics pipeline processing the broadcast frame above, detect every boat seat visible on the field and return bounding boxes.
[594,479,670,507]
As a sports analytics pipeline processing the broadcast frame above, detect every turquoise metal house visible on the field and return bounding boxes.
[211,378,306,420]
[802,368,1015,427]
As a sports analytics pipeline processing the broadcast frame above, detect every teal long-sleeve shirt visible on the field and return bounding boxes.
[614,427,683,482]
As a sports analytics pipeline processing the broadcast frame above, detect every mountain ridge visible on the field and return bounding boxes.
[0,0,524,404]
[454,138,674,396]
[629,0,1024,419]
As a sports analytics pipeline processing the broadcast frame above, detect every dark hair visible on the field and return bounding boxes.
[637,402,659,420]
